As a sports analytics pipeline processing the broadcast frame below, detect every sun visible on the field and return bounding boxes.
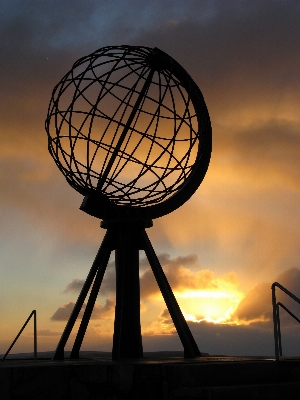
[175,289,244,324]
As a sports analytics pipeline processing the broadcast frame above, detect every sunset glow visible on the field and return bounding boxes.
[176,289,244,324]
[1,0,300,357]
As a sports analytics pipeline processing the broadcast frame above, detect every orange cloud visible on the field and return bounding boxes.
[1,0,300,357]
[232,268,300,326]
[65,253,241,301]
[143,309,176,336]
[232,282,272,325]
[140,253,241,301]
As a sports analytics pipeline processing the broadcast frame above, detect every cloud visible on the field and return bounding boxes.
[213,119,300,193]
[50,302,77,321]
[233,267,300,325]
[59,268,300,334]
[50,267,300,356]
[140,253,240,299]
[188,320,275,356]
[233,282,272,324]
[1,0,300,357]
[143,308,176,336]
[61,253,200,298]
[62,279,85,293]
[50,298,115,321]
[62,253,240,300]
[1,0,299,260]
[59,253,243,329]
[61,262,116,297]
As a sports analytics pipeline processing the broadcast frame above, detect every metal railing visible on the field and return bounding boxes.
[1,310,37,361]
[272,282,300,361]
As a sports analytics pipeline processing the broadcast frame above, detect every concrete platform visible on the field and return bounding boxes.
[1,355,300,399]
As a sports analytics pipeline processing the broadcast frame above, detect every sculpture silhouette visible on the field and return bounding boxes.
[45,45,211,360]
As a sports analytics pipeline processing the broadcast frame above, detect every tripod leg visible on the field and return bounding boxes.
[53,230,113,360]
[142,230,201,358]
[70,240,112,359]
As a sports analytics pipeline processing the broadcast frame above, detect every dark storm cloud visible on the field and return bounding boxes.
[1,2,298,146]
[143,310,278,356]
[2,0,299,116]
[188,320,275,356]
[0,1,98,136]
[0,0,205,93]
[1,0,299,217]
[133,1,300,94]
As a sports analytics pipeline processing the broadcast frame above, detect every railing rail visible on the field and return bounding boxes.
[1,310,37,361]
[272,282,300,360]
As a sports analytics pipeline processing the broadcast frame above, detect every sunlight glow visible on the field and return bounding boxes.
[179,290,239,299]
[175,289,244,324]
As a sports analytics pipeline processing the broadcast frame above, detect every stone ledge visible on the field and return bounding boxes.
[1,358,300,400]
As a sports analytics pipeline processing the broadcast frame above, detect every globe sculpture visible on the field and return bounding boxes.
[45,45,212,360]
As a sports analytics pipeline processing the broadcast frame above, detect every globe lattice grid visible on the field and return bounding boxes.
[45,46,211,218]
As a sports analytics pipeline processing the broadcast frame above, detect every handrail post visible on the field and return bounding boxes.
[271,282,300,360]
[33,310,37,360]
[276,304,282,356]
[272,284,280,361]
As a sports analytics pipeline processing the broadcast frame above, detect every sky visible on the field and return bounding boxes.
[1,0,300,357]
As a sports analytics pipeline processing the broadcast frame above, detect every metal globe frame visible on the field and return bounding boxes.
[46,46,212,360]
[46,45,211,220]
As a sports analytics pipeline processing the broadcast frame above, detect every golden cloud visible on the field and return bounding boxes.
[232,268,300,326]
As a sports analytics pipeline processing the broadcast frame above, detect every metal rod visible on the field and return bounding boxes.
[53,230,114,360]
[277,302,300,324]
[97,68,155,190]
[1,310,36,361]
[70,242,112,359]
[142,229,201,358]
[276,301,300,357]
[272,282,300,305]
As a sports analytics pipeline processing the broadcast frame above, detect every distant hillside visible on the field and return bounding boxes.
[1,350,209,360]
